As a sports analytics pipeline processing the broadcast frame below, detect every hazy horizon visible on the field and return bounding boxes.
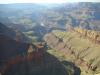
[0,0,100,4]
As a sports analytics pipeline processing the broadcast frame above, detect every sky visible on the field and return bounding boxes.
[0,0,100,4]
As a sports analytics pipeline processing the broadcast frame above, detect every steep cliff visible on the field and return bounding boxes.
[74,27,100,44]
[0,23,31,61]
[44,29,100,74]
[0,23,81,75]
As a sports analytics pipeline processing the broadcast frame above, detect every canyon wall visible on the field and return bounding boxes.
[74,27,100,44]
[44,29,100,73]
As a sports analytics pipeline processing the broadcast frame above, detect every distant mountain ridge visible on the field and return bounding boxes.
[0,2,100,31]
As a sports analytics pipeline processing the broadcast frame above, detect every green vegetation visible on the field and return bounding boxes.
[63,64,75,75]
[19,18,33,25]
[47,49,66,61]
[24,31,34,36]
[89,59,95,65]
[23,31,38,43]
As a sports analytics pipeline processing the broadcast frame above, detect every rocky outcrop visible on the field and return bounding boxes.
[74,27,100,44]
[44,33,67,51]
[44,30,100,73]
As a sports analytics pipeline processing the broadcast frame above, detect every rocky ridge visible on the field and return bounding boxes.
[44,29,100,74]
